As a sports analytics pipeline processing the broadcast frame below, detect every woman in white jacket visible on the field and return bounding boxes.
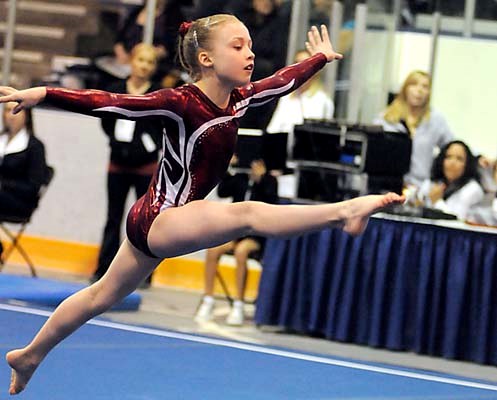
[419,140,484,220]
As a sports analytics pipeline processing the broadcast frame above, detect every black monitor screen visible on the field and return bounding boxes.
[235,129,263,168]
[262,132,288,171]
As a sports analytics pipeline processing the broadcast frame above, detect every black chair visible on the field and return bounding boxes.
[0,166,55,277]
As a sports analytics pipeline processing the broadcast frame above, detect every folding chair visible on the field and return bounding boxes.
[215,248,262,306]
[0,166,55,277]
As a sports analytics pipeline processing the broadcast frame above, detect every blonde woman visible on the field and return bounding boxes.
[92,43,162,284]
[374,70,453,187]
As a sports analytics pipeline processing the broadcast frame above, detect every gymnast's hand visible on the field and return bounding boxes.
[0,86,47,114]
[305,25,343,63]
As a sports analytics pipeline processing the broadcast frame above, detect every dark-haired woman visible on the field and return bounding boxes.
[91,43,162,284]
[0,102,48,259]
[0,102,47,218]
[418,140,484,220]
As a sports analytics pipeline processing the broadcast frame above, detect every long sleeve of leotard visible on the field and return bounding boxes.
[237,53,327,106]
[44,87,178,120]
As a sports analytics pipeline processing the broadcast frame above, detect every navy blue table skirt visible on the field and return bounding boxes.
[255,216,497,365]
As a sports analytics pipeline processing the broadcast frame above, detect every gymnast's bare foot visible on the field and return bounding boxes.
[6,349,38,395]
[342,192,404,236]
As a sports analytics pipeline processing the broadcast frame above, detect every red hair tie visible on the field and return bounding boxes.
[179,21,192,37]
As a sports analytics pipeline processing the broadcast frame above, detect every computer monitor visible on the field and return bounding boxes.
[262,132,288,171]
[235,129,263,169]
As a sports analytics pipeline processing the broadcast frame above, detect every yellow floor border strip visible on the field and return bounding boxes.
[1,235,260,300]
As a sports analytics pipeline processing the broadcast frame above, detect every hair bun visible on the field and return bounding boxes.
[179,21,192,37]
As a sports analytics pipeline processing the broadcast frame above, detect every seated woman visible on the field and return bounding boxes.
[465,158,497,227]
[418,140,484,220]
[492,162,497,217]
[0,102,48,258]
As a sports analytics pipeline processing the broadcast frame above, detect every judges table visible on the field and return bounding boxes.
[255,214,497,365]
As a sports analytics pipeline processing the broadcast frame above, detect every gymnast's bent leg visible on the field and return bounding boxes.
[6,239,161,395]
[148,193,404,259]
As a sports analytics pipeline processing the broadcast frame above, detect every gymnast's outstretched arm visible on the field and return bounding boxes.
[239,25,342,104]
[0,85,176,120]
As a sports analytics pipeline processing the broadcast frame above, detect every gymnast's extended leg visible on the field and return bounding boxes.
[6,193,403,395]
[148,193,404,258]
[6,239,160,395]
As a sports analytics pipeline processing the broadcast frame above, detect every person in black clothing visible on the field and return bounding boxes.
[91,44,163,285]
[236,0,290,130]
[110,0,185,87]
[185,0,246,19]
[0,102,48,260]
[195,157,279,325]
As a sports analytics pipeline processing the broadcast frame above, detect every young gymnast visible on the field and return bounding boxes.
[1,14,404,395]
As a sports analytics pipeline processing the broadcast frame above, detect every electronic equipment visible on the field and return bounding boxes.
[236,129,289,171]
[292,121,411,175]
[235,128,263,169]
[291,121,412,201]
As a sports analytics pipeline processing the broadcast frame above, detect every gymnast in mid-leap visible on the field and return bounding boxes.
[1,14,404,395]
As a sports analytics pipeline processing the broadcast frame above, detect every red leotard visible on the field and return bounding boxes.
[45,54,327,257]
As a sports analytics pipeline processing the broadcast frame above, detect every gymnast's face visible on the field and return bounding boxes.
[204,19,255,87]
[443,143,467,183]
[2,102,26,135]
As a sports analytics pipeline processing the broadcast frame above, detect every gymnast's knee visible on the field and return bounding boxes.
[230,201,260,235]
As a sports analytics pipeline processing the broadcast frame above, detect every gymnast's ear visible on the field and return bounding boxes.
[197,50,213,68]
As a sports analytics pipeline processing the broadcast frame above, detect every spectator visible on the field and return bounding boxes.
[195,158,278,326]
[266,49,334,160]
[236,0,290,130]
[0,102,48,259]
[493,162,497,214]
[98,0,185,88]
[373,70,454,188]
[186,0,245,19]
[418,140,484,220]
[466,156,497,227]
[91,44,163,285]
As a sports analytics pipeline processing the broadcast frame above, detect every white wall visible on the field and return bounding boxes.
[431,35,497,155]
[26,108,110,244]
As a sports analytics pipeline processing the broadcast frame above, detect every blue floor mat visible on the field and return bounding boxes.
[0,274,140,310]
[1,304,497,400]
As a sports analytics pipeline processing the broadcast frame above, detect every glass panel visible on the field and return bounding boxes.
[352,0,398,124]
[475,0,497,20]
[323,0,366,121]
[474,0,497,38]
[413,1,466,35]
[436,0,466,17]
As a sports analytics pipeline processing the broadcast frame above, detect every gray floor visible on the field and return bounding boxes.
[3,264,497,384]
